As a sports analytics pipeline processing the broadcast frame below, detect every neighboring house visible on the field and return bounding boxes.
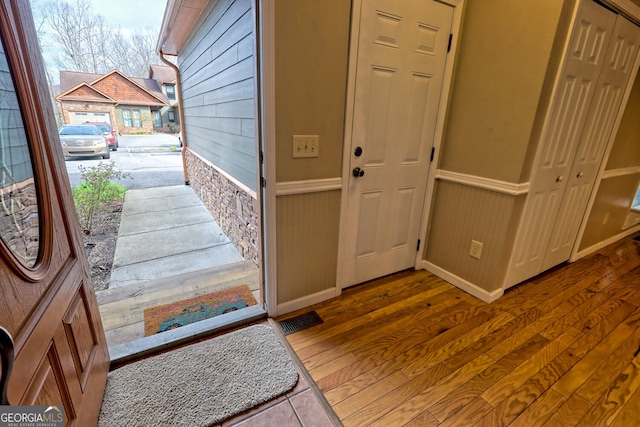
[157,0,640,317]
[55,69,179,134]
[149,64,180,131]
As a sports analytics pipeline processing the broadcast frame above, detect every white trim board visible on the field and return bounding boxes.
[601,166,640,179]
[602,0,640,24]
[275,178,342,196]
[276,288,338,316]
[421,261,504,303]
[435,170,530,196]
[258,0,278,317]
[572,224,640,261]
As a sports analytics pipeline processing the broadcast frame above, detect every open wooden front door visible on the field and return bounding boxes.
[0,1,109,425]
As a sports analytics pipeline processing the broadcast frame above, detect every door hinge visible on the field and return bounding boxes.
[430,147,435,162]
[447,34,453,53]
[261,177,267,188]
[259,150,264,163]
[416,239,421,252]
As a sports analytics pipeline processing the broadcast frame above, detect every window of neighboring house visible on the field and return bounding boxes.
[122,109,142,127]
[122,110,132,127]
[168,110,175,123]
[133,110,141,127]
[166,84,175,100]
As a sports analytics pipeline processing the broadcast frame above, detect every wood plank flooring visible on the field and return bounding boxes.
[280,233,640,426]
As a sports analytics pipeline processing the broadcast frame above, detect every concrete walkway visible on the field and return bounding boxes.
[109,185,244,288]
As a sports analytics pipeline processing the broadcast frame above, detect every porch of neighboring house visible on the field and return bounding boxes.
[94,184,260,348]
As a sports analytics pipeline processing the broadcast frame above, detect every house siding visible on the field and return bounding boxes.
[93,73,162,106]
[175,0,259,268]
[179,0,256,191]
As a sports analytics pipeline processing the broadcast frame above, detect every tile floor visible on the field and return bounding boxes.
[220,370,336,427]
[216,320,340,426]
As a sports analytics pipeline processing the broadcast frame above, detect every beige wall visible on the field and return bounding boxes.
[424,0,573,294]
[579,174,640,250]
[438,0,571,183]
[274,0,350,305]
[271,0,640,305]
[274,0,351,182]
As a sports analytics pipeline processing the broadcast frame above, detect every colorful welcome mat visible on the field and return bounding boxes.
[144,285,258,336]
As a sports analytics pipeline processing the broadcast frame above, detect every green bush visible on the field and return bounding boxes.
[72,161,128,234]
[167,122,180,134]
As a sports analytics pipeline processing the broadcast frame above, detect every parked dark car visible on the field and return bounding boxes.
[58,124,110,159]
[84,121,118,151]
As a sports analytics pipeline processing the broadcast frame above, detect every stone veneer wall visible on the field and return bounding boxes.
[185,149,260,265]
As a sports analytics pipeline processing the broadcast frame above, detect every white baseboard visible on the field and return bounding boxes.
[421,261,504,303]
[571,225,640,261]
[276,288,338,316]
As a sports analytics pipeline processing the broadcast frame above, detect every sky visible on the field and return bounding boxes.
[30,0,169,82]
[88,0,166,34]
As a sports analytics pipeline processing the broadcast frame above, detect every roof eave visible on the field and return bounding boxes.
[157,0,208,56]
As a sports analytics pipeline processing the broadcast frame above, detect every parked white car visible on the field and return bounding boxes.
[59,124,110,159]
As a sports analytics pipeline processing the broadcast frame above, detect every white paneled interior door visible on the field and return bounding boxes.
[506,0,640,287]
[341,0,453,287]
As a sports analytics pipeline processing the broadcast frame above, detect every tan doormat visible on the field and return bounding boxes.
[143,284,257,336]
[98,325,299,426]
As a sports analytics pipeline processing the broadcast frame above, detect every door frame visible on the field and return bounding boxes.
[336,0,465,291]
[258,0,278,316]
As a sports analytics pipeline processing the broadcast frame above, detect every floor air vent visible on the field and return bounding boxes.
[278,311,323,336]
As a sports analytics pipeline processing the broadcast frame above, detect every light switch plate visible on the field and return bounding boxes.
[292,135,319,158]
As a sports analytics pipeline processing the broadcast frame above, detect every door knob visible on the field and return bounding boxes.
[0,326,14,405]
[556,176,564,183]
[352,167,365,177]
[576,171,584,178]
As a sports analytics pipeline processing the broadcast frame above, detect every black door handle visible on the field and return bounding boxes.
[0,326,14,405]
[352,167,365,177]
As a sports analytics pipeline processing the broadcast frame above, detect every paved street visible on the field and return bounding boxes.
[64,134,185,189]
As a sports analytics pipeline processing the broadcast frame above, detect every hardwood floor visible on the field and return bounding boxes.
[280,233,640,426]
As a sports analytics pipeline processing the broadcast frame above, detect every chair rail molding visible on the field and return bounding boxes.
[435,169,530,196]
[275,177,342,196]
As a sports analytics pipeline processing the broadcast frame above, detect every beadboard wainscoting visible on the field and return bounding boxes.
[423,171,529,302]
[275,178,342,314]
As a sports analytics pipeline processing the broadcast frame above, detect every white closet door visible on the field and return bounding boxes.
[543,14,640,270]
[506,0,617,287]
